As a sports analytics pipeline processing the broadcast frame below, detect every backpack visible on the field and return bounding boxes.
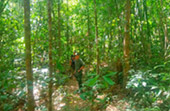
[71,58,75,70]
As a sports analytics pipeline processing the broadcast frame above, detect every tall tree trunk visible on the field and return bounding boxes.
[103,33,106,55]
[123,0,131,88]
[58,0,61,57]
[137,0,147,62]
[66,0,69,60]
[164,18,169,52]
[0,32,2,73]
[24,0,35,110]
[160,0,169,55]
[87,1,91,51]
[107,3,112,57]
[47,0,53,110]
[108,28,113,54]
[132,1,138,69]
[94,0,99,74]
[157,0,164,55]
[115,0,122,52]
[143,0,152,59]
[86,1,92,62]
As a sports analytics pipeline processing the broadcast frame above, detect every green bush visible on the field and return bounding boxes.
[80,72,116,108]
[127,68,170,110]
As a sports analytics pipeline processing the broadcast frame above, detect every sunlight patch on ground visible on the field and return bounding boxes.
[34,85,40,100]
[106,100,130,111]
[33,68,49,101]
[56,103,66,110]
[33,68,48,73]
[52,78,90,111]
[53,86,67,110]
[97,94,106,100]
[106,105,119,111]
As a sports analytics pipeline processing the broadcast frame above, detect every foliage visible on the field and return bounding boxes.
[79,71,116,109]
[127,67,170,110]
[0,70,26,111]
[54,73,70,85]
[0,0,170,110]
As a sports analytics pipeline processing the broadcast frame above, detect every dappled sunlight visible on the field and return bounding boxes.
[53,77,89,111]
[32,67,89,111]
[2,0,170,110]
[31,67,88,110]
[106,105,119,111]
[56,103,66,110]
[106,99,130,111]
[34,85,40,100]
[32,68,49,109]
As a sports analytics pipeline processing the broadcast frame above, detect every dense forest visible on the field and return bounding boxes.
[0,0,170,111]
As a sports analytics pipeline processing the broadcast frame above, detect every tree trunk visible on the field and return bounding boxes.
[160,0,169,54]
[87,1,91,51]
[157,0,164,56]
[115,0,122,52]
[123,0,131,88]
[24,0,35,110]
[164,18,169,52]
[86,1,92,62]
[137,0,148,62]
[94,0,99,74]
[66,0,69,60]
[108,28,113,54]
[58,0,61,57]
[143,0,152,59]
[47,0,53,110]
[103,33,106,55]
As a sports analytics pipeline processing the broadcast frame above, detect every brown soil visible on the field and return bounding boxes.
[53,77,90,111]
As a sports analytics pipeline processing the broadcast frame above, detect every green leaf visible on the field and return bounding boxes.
[87,73,97,77]
[154,64,165,70]
[80,93,86,100]
[85,75,99,87]
[4,104,13,111]
[19,91,25,97]
[103,76,115,85]
[96,98,103,102]
[105,72,117,77]
[1,95,8,100]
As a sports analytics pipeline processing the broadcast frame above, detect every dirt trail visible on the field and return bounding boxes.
[52,77,129,111]
[53,77,90,111]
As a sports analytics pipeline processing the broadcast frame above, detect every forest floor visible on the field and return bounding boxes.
[53,77,90,111]
[51,76,131,111]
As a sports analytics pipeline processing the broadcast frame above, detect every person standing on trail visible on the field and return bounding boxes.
[69,51,76,77]
[74,53,85,89]
[70,55,75,71]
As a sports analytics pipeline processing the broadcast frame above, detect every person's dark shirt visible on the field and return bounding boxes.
[75,58,84,73]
